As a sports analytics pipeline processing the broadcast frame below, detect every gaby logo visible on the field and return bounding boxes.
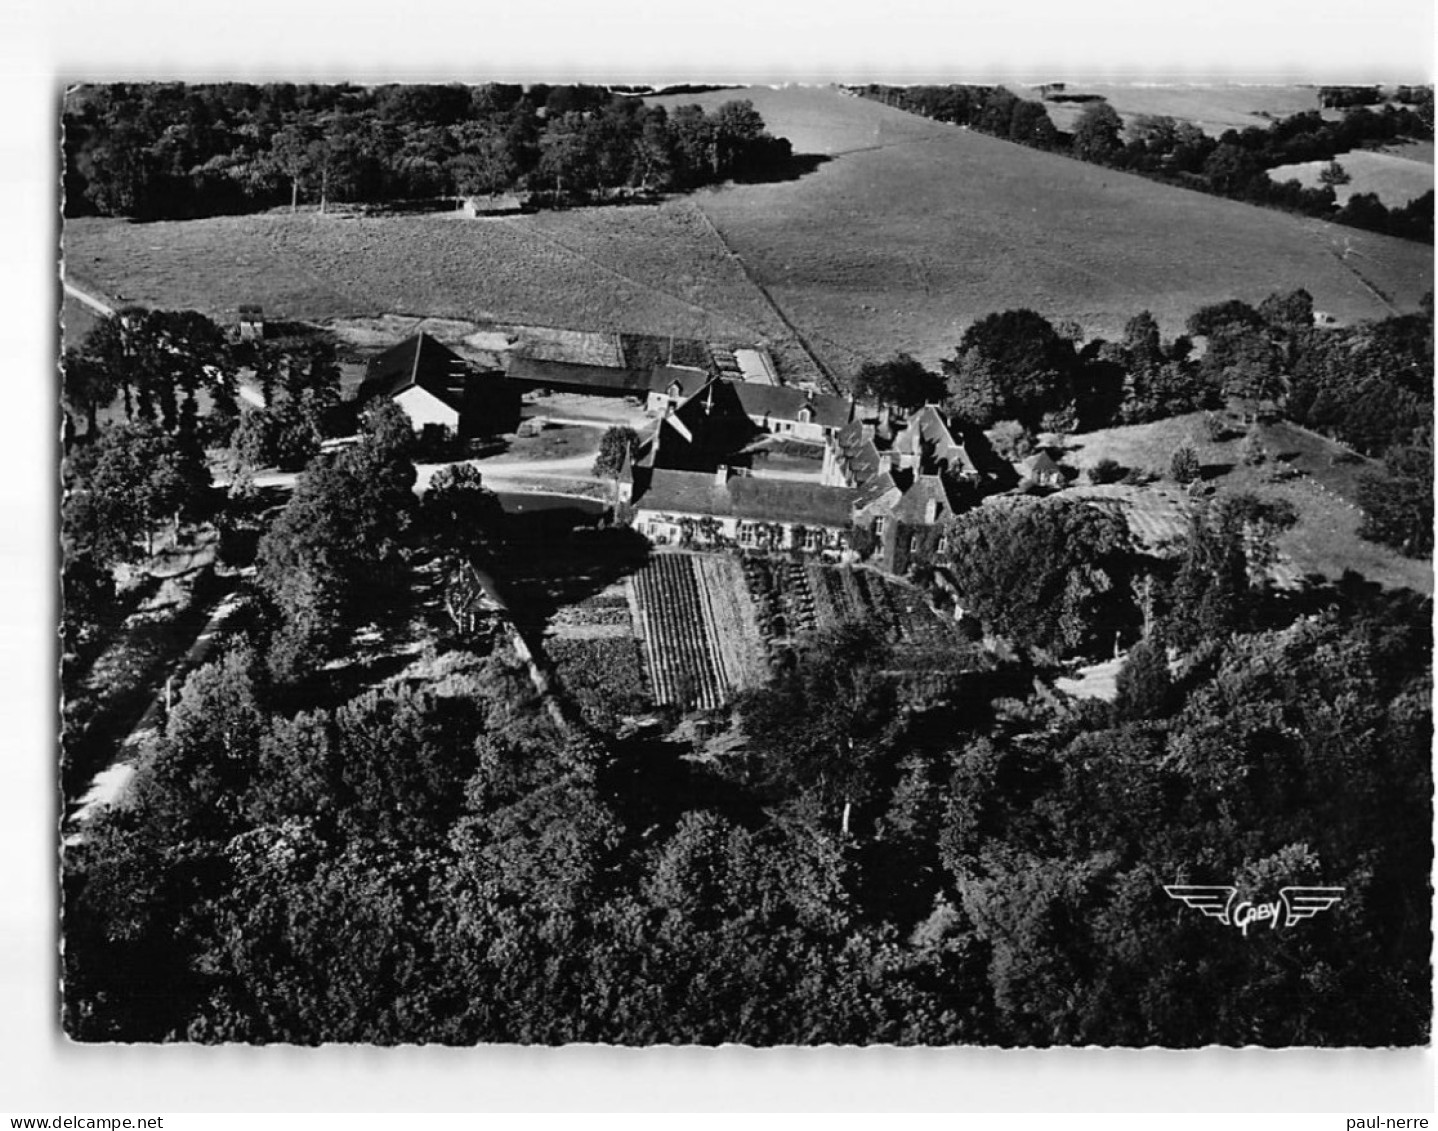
[1164,885,1344,936]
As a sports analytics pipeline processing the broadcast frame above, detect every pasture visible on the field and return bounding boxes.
[1267,146,1434,208]
[1060,413,1432,595]
[1007,84,1332,137]
[62,87,1433,391]
[654,87,1431,374]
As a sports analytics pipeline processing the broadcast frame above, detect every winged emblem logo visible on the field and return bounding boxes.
[1163,885,1344,936]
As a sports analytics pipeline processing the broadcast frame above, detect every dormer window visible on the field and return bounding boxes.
[798,406,813,425]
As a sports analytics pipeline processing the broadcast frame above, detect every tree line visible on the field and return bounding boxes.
[852,84,1434,242]
[63,83,794,220]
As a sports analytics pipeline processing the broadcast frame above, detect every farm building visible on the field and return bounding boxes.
[460,192,527,216]
[505,355,650,398]
[733,348,779,385]
[237,304,264,341]
[1017,450,1066,489]
[823,406,997,572]
[444,560,506,636]
[731,382,854,441]
[357,332,520,438]
[645,364,712,413]
[631,465,856,555]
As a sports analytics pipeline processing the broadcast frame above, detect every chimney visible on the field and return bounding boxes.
[714,464,731,486]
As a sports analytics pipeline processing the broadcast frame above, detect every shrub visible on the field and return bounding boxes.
[1169,443,1201,484]
[1089,458,1126,485]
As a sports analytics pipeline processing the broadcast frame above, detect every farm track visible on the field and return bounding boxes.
[686,203,840,393]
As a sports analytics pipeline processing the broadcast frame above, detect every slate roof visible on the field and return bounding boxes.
[636,469,856,528]
[506,355,649,393]
[894,405,978,475]
[853,470,903,514]
[831,419,884,484]
[733,383,853,430]
[890,474,959,524]
[360,333,471,411]
[1018,451,1064,482]
[648,365,711,399]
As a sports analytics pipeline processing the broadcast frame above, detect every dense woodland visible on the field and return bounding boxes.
[60,277,1432,1044]
[63,472,1432,1043]
[62,83,794,219]
[853,84,1434,242]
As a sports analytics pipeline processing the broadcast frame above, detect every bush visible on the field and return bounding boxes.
[1089,458,1126,485]
[1169,443,1201,484]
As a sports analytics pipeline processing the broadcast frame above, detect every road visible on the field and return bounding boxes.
[66,580,247,833]
[62,279,117,318]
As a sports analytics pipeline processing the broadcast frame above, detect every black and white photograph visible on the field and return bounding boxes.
[12,0,1437,1115]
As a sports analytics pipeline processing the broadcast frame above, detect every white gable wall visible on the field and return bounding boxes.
[394,385,460,432]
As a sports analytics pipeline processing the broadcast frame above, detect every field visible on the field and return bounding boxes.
[649,86,1432,374]
[631,552,768,710]
[62,202,815,375]
[1007,84,1334,137]
[627,548,967,711]
[1060,413,1433,595]
[62,87,1433,391]
[1267,145,1434,208]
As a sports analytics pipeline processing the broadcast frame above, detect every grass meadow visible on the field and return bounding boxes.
[1061,413,1432,595]
[1007,83,1334,137]
[62,87,1433,389]
[1268,144,1434,208]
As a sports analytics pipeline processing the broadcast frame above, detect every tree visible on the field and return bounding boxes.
[988,420,1036,461]
[64,420,212,562]
[420,463,505,557]
[942,499,1135,657]
[943,351,1006,429]
[592,426,639,478]
[1071,101,1124,163]
[1318,160,1351,188]
[945,310,1078,429]
[1168,443,1201,484]
[256,433,415,676]
[128,648,266,844]
[737,622,903,834]
[1113,634,1173,720]
[1166,494,1296,648]
[854,354,945,413]
[1358,429,1433,557]
[61,347,119,438]
[450,121,520,201]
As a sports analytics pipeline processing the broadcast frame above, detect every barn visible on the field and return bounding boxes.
[357,333,519,438]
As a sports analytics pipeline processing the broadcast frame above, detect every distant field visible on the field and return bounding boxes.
[63,87,1433,390]
[673,87,1431,376]
[1008,83,1334,137]
[1268,146,1434,207]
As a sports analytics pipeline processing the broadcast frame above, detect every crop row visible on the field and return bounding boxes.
[692,555,771,693]
[632,555,725,711]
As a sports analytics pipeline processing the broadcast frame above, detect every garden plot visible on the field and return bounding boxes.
[631,553,727,710]
[741,555,960,657]
[629,552,770,711]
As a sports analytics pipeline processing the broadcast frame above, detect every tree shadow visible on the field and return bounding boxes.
[732,153,833,185]
[495,518,650,630]
[1199,461,1236,481]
